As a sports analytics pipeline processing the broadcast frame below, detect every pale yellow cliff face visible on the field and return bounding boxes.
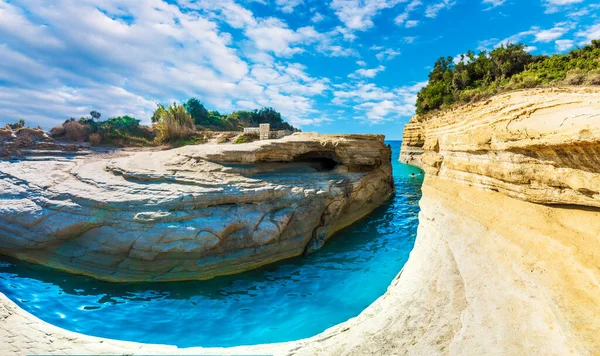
[402,87,600,206]
[398,86,600,355]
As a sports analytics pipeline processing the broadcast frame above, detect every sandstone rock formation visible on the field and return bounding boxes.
[396,86,600,355]
[401,87,600,207]
[0,126,79,158]
[399,115,424,167]
[2,87,600,355]
[0,133,393,282]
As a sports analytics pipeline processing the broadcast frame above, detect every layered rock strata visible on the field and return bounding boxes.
[0,126,81,158]
[2,87,600,355]
[401,87,600,206]
[396,86,600,354]
[399,115,424,167]
[0,133,393,282]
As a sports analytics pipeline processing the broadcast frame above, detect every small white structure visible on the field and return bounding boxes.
[259,123,270,140]
[243,124,290,140]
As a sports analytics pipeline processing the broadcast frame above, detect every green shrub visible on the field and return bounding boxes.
[416,39,600,115]
[153,103,195,143]
[563,68,586,85]
[586,69,600,85]
[7,119,25,130]
[233,132,259,144]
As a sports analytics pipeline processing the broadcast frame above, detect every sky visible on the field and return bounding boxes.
[0,0,599,139]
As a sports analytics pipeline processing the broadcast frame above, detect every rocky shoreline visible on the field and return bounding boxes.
[0,133,394,282]
[1,87,600,355]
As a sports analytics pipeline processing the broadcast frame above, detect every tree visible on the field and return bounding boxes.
[90,110,102,121]
[7,119,25,129]
[151,104,167,123]
[489,43,534,79]
[252,107,284,127]
[184,98,209,125]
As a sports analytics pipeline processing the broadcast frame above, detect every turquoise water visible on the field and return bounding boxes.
[0,140,424,347]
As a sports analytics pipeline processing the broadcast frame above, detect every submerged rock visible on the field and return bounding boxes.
[0,133,393,282]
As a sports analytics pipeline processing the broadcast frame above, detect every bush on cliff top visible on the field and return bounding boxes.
[52,112,155,146]
[153,99,300,133]
[416,39,600,115]
[232,132,259,144]
[49,101,299,147]
[152,103,195,143]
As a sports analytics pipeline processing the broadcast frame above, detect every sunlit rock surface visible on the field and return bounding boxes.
[401,87,600,206]
[2,87,600,355]
[0,133,393,282]
[395,87,600,355]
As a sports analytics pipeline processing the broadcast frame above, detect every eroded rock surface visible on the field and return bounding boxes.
[397,87,600,355]
[401,87,600,207]
[0,133,393,282]
[3,87,599,355]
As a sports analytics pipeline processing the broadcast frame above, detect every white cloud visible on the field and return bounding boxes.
[555,39,574,51]
[405,20,419,28]
[394,0,421,26]
[404,36,417,44]
[0,0,339,129]
[482,0,506,10]
[311,12,325,23]
[0,85,157,128]
[576,23,600,45]
[356,60,367,66]
[376,48,401,61]
[425,0,456,18]
[333,81,426,123]
[330,0,407,31]
[542,0,584,14]
[524,45,537,52]
[566,8,589,18]
[453,54,469,65]
[395,13,409,25]
[532,23,574,42]
[183,0,258,29]
[349,65,386,78]
[333,83,396,102]
[355,100,398,121]
[291,116,332,126]
[245,18,314,56]
[275,0,304,13]
[488,22,575,49]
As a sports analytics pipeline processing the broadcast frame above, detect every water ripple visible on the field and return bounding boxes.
[0,141,424,347]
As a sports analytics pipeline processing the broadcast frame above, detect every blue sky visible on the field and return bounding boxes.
[0,0,598,139]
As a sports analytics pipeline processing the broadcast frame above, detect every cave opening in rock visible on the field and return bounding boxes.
[290,151,339,172]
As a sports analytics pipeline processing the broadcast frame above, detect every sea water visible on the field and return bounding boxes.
[0,140,424,347]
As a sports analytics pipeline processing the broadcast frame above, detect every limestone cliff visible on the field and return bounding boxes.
[2,88,600,355]
[0,133,393,282]
[399,115,424,168]
[396,86,600,355]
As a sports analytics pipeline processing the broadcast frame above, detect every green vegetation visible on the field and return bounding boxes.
[416,40,600,115]
[232,132,259,144]
[165,98,299,132]
[6,119,25,130]
[50,100,298,147]
[54,111,154,146]
[152,103,195,143]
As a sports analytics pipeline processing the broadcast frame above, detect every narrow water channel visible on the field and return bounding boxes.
[0,140,424,347]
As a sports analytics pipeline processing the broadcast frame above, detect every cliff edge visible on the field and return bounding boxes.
[397,86,600,355]
[2,88,600,355]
